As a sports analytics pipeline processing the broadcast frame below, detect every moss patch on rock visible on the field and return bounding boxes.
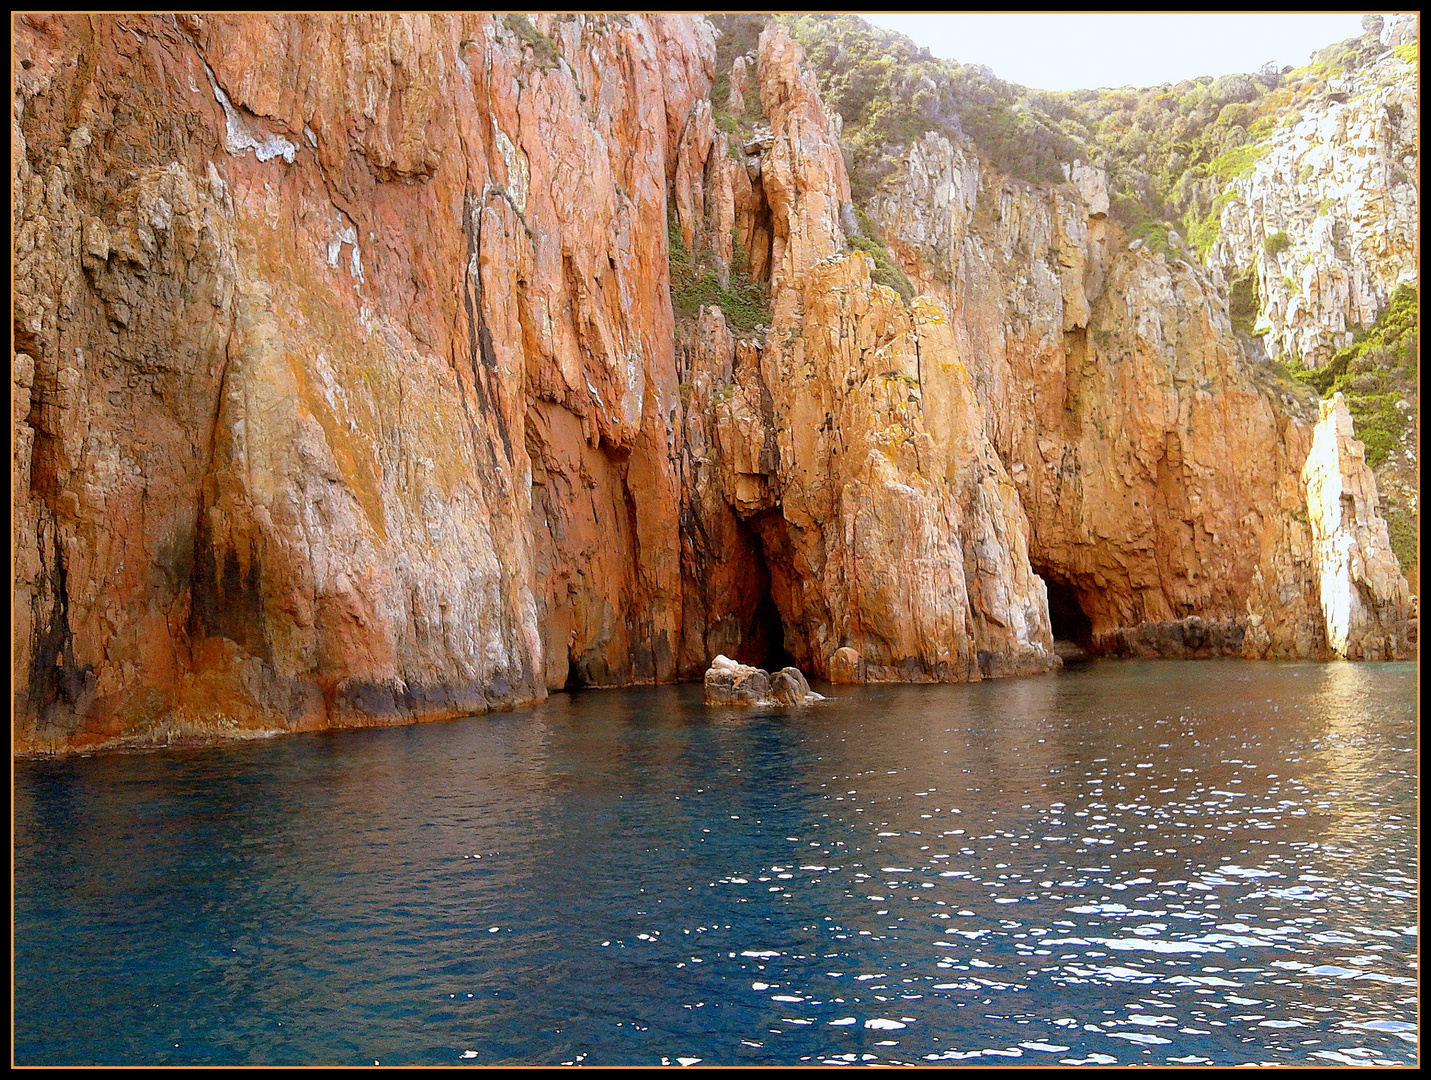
[668,206,770,334]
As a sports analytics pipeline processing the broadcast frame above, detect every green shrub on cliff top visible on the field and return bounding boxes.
[729,15,1405,276]
[786,14,1081,199]
[710,12,769,119]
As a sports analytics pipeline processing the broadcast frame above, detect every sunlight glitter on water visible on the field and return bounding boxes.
[14,660,1417,1066]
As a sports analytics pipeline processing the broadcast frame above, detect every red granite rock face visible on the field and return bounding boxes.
[12,13,713,752]
[12,15,1412,755]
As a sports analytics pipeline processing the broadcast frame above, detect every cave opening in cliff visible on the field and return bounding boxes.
[713,512,793,673]
[562,660,584,693]
[1038,570,1096,657]
[742,509,800,673]
[749,588,797,672]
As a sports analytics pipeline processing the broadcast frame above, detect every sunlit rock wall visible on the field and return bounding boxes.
[1208,32,1418,369]
[675,25,1057,682]
[12,13,1414,754]
[12,13,713,752]
[1302,394,1415,658]
[865,129,1331,658]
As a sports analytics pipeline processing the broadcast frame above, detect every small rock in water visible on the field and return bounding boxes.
[769,667,808,705]
[703,655,824,707]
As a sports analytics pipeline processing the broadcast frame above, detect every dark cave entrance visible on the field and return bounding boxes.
[748,587,797,672]
[561,661,584,693]
[1038,569,1096,658]
[725,509,798,673]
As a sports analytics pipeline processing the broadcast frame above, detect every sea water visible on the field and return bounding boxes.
[13,659,1417,1066]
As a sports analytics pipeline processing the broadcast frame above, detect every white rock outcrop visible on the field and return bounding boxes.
[1210,42,1418,367]
[1301,394,1414,658]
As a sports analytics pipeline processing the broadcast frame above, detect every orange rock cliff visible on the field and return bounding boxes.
[12,15,1416,754]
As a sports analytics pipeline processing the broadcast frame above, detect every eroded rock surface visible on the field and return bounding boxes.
[13,14,1416,755]
[12,13,710,752]
[863,125,1328,660]
[1301,394,1415,658]
[703,654,823,706]
[679,27,1059,684]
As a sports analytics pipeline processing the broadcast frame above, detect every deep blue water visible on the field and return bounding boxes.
[13,659,1418,1066]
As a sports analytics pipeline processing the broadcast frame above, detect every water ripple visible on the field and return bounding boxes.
[14,660,1418,1066]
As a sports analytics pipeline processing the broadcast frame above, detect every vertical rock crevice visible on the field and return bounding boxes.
[11,13,1416,754]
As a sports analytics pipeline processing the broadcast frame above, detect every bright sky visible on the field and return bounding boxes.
[857,13,1373,92]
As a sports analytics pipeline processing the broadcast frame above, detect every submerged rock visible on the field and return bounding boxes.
[703,655,824,707]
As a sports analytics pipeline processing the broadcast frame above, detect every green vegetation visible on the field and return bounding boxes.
[846,209,915,304]
[1130,220,1175,258]
[849,236,914,306]
[785,14,1079,200]
[1209,142,1269,183]
[668,207,770,333]
[1345,393,1405,470]
[768,14,1402,275]
[710,13,769,123]
[1384,501,1418,580]
[1186,187,1239,259]
[1263,229,1291,256]
[1281,283,1418,470]
[503,13,562,71]
[1288,284,1418,397]
[1228,272,1261,337]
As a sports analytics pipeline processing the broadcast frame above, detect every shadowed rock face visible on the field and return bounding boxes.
[12,15,1414,755]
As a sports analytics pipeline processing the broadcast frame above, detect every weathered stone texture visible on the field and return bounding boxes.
[12,15,1415,754]
[702,654,822,707]
[1209,37,1419,369]
[868,126,1338,660]
[12,13,710,752]
[1301,394,1415,658]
